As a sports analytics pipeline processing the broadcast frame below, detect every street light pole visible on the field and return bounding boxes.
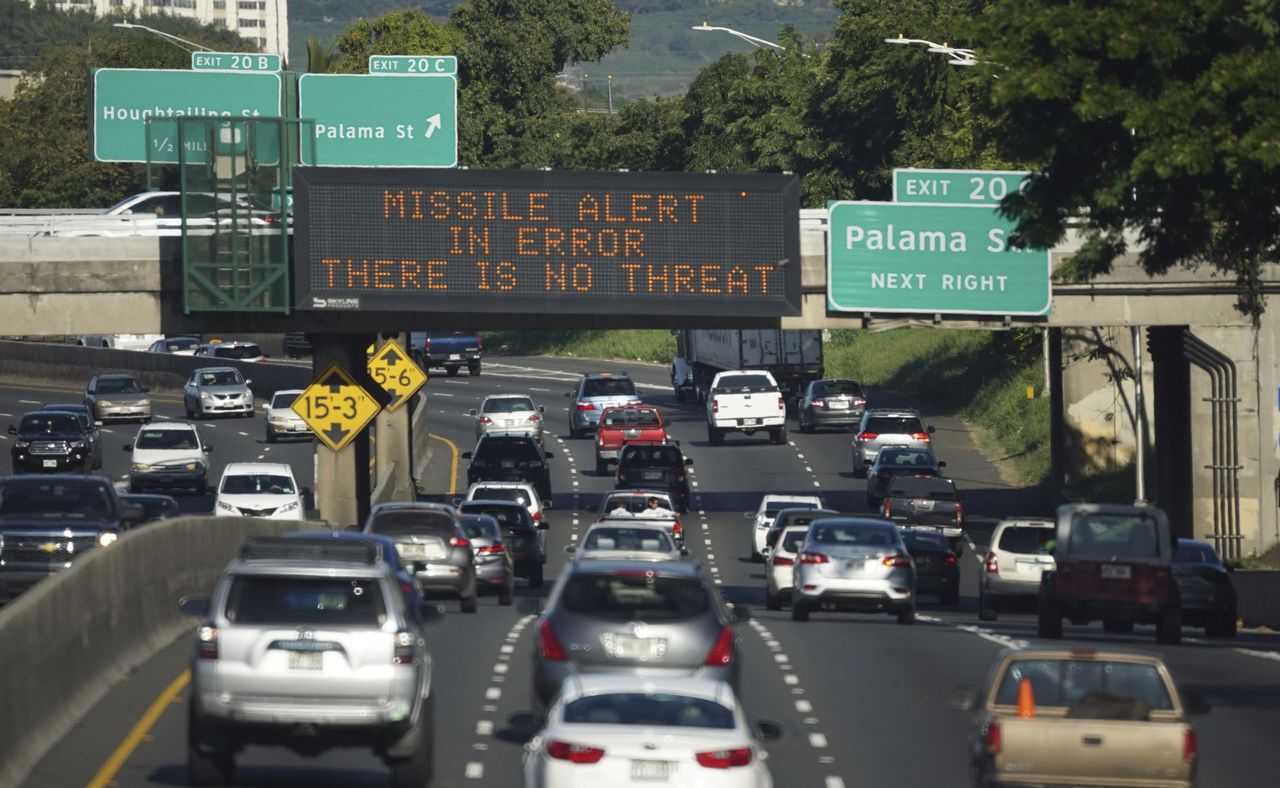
[607,74,614,115]
[691,22,785,52]
[112,21,212,54]
[884,34,977,66]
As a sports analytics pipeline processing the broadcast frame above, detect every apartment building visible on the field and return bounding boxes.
[39,0,289,57]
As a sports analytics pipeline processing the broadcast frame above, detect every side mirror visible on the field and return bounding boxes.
[517,598,543,616]
[461,451,472,459]
[244,379,253,386]
[543,501,554,511]
[938,460,947,468]
[927,425,936,434]
[564,545,577,554]
[5,426,15,436]
[761,546,771,557]
[680,548,690,557]
[468,409,478,417]
[538,405,546,413]
[419,603,447,623]
[947,684,980,711]
[753,720,783,741]
[204,445,213,453]
[864,458,873,466]
[731,604,752,623]
[452,497,463,507]
[1182,690,1212,715]
[94,420,103,427]
[1225,564,1235,573]
[743,512,755,520]
[684,458,694,466]
[179,595,211,617]
[545,451,554,459]
[123,444,133,452]
[300,486,311,498]
[635,388,643,396]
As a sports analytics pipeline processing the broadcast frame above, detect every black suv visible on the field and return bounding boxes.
[464,435,553,502]
[8,411,93,474]
[457,499,549,587]
[615,444,694,513]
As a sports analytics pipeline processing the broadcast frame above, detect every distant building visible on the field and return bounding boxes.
[37,0,289,57]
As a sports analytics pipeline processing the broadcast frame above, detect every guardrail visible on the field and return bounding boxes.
[0,517,301,788]
[0,215,285,237]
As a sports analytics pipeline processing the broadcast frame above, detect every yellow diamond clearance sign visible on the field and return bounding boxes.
[292,363,381,451]
[367,340,427,412]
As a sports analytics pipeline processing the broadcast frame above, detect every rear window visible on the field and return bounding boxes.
[583,527,674,553]
[620,445,683,467]
[582,378,636,398]
[475,438,542,463]
[780,529,809,553]
[225,576,387,627]
[813,380,863,397]
[809,523,899,547]
[714,374,774,392]
[95,377,144,395]
[999,526,1054,554]
[995,659,1173,711]
[482,397,535,414]
[0,479,114,519]
[865,417,924,434]
[469,487,532,507]
[368,510,456,537]
[461,514,500,540]
[221,473,295,495]
[602,408,661,428]
[198,370,244,387]
[903,530,951,551]
[563,693,734,728]
[877,449,935,467]
[886,477,957,499]
[459,503,531,529]
[1173,542,1221,565]
[561,573,710,621]
[136,428,198,450]
[213,344,262,360]
[1068,513,1161,559]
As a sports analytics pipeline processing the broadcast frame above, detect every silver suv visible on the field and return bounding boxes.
[183,366,254,419]
[851,408,935,477]
[565,372,642,438]
[179,537,435,787]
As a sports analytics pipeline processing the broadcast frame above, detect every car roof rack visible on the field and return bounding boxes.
[239,537,379,565]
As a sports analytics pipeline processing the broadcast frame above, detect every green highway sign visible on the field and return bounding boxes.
[297,74,457,167]
[893,168,1029,205]
[92,69,282,163]
[191,51,281,72]
[369,55,458,75]
[827,201,1051,316]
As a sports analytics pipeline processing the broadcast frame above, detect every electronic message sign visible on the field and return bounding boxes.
[293,169,801,317]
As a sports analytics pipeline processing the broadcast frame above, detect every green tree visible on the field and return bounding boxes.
[305,35,343,73]
[970,0,1280,319]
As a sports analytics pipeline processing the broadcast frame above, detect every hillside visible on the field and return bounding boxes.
[290,0,838,97]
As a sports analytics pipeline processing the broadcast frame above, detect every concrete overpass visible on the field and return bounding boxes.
[2,224,1277,558]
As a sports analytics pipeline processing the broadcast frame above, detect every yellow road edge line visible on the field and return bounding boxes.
[86,669,190,788]
[428,433,459,496]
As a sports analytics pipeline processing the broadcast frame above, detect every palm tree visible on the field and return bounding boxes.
[306,36,341,73]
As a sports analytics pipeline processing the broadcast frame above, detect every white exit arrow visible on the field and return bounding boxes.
[423,114,442,139]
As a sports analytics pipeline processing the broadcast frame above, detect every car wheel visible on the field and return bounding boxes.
[1155,605,1182,645]
[978,585,999,621]
[771,426,787,445]
[1037,592,1064,639]
[852,460,866,479]
[185,407,195,419]
[498,588,514,606]
[897,605,916,625]
[798,413,811,433]
[1206,612,1237,638]
[460,592,478,614]
[940,588,960,607]
[446,365,460,377]
[765,589,782,611]
[388,694,434,788]
[265,428,277,444]
[187,704,233,787]
[1103,618,1135,633]
[468,363,481,377]
[569,420,581,439]
[791,600,810,622]
[529,563,545,589]
[708,425,723,446]
[595,456,608,475]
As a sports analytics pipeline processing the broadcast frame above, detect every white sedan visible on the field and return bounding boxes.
[524,675,775,788]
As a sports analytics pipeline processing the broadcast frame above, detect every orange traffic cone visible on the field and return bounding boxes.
[1017,678,1036,718]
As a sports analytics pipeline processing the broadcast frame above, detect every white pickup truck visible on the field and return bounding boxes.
[706,370,787,446]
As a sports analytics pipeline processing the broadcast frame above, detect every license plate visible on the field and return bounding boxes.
[449,353,462,360]
[397,543,430,560]
[912,498,935,511]
[630,760,670,781]
[288,651,323,670]
[830,400,849,409]
[743,418,759,426]
[42,459,58,468]
[625,429,641,438]
[601,633,668,660]
[1101,564,1132,580]
[643,470,664,481]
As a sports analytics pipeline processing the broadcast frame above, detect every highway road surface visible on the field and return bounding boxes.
[7,357,1280,787]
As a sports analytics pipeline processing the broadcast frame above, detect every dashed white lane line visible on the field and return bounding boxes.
[826,777,846,788]
[17,400,39,404]
[475,720,494,736]
[237,431,248,436]
[465,762,484,779]
[485,687,502,700]
[796,699,813,713]
[918,614,1029,649]
[433,392,454,397]
[809,732,829,748]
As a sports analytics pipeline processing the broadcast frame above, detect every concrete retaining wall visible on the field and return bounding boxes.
[0,517,298,788]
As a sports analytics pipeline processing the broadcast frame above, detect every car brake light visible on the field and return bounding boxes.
[910,432,931,440]
[527,413,541,423]
[773,556,794,566]
[882,554,911,567]
[476,335,483,350]
[479,416,492,424]
[393,630,416,665]
[673,521,682,538]
[696,747,752,769]
[423,336,431,352]
[799,551,829,564]
[858,431,879,441]
[853,397,866,405]
[810,399,825,408]
[1183,730,1197,761]
[985,552,999,573]
[777,396,785,411]
[547,740,606,764]
[956,501,965,524]
[450,535,471,548]
[712,400,719,413]
[478,543,506,554]
[945,554,958,566]
[984,722,1001,755]
[197,624,218,660]
[538,619,568,661]
[704,626,734,666]
[533,510,542,523]
[883,499,892,518]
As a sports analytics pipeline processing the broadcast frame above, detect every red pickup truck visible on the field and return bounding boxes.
[595,405,667,474]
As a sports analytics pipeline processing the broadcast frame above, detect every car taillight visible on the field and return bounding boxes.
[393,630,416,665]
[883,499,892,517]
[547,740,605,764]
[985,552,999,573]
[984,722,1001,755]
[476,335,483,350]
[882,554,911,567]
[1183,729,1197,761]
[955,501,965,524]
[773,556,794,566]
[450,535,471,548]
[811,399,826,408]
[576,402,595,411]
[478,543,506,554]
[538,619,568,661]
[197,624,218,660]
[673,521,682,538]
[423,336,431,352]
[910,432,931,440]
[696,747,753,769]
[527,413,541,423]
[712,400,719,413]
[704,626,734,666]
[799,551,829,564]
[857,431,879,441]
[853,397,866,405]
[478,416,492,424]
[777,396,785,411]
[533,510,542,523]
[945,554,958,566]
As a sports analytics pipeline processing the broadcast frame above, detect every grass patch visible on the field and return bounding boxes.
[481,330,675,364]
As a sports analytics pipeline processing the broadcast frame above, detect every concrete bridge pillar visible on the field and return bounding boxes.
[311,333,373,527]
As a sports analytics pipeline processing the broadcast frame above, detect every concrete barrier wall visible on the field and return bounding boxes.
[0,517,299,788]
[1233,570,1280,630]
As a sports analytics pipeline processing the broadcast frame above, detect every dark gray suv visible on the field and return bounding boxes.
[364,502,479,613]
[531,560,745,717]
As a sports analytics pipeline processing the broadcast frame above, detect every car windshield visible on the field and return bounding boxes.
[903,530,952,551]
[460,503,530,528]
[765,501,819,517]
[809,523,899,546]
[865,417,924,434]
[135,428,198,450]
[583,527,674,553]
[780,529,809,553]
[44,408,90,429]
[461,515,500,540]
[214,344,262,359]
[199,370,244,386]
[714,374,774,392]
[1174,542,1222,565]
[469,487,532,507]
[134,498,178,521]
[562,573,709,621]
[563,693,735,729]
[225,576,388,627]
[879,449,935,467]
[0,480,114,519]
[475,439,542,463]
[814,380,863,397]
[483,397,535,414]
[162,338,198,351]
[582,378,636,398]
[602,408,661,428]
[999,526,1055,554]
[887,477,957,500]
[1069,513,1162,559]
[621,445,683,467]
[995,659,1173,712]
[271,392,300,409]
[368,510,457,537]
[19,413,81,434]
[221,473,295,495]
[95,377,143,395]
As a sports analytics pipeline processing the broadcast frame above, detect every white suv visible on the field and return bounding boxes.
[763,524,811,610]
[745,494,825,562]
[124,420,211,494]
[461,480,548,527]
[978,518,1056,621]
[214,462,305,520]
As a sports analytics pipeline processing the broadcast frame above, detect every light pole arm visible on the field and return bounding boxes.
[113,21,212,54]
[692,23,785,52]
